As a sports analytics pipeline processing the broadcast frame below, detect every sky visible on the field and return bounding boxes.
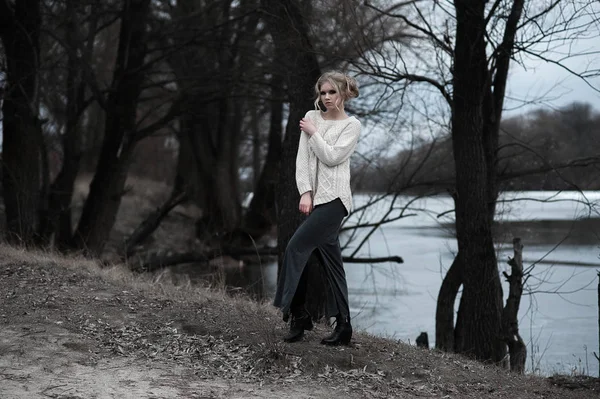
[505,47,600,116]
[503,4,600,116]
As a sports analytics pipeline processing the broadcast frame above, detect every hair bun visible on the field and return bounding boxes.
[344,75,359,99]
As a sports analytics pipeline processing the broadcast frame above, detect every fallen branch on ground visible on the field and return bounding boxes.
[132,247,403,272]
[124,190,188,257]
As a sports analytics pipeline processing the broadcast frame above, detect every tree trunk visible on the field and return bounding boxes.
[435,0,527,364]
[244,73,283,237]
[252,111,261,191]
[451,0,504,362]
[178,97,243,238]
[435,253,462,351]
[39,0,95,249]
[74,0,151,256]
[262,0,326,318]
[0,0,43,245]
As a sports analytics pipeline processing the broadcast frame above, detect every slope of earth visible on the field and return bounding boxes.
[0,245,598,398]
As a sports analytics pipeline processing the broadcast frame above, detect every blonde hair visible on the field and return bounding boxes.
[313,71,359,111]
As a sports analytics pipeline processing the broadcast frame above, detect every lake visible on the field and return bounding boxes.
[195,191,600,377]
[340,191,600,377]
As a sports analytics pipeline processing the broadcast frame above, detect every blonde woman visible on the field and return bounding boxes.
[273,71,361,345]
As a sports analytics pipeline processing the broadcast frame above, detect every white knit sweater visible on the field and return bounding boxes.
[296,110,361,213]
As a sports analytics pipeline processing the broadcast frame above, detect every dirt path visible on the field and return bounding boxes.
[0,246,598,398]
[1,324,243,399]
[0,323,332,398]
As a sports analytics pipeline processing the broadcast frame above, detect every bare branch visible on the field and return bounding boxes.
[364,0,452,54]
[41,28,108,110]
[125,191,188,257]
[134,248,403,272]
[515,46,600,93]
[340,213,416,232]
[497,139,600,183]
[132,94,183,142]
[491,0,525,122]
[516,0,562,31]
[352,61,452,105]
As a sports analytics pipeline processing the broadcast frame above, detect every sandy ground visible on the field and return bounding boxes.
[0,324,335,399]
[1,323,355,399]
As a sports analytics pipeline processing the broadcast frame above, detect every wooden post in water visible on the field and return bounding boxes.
[502,237,527,373]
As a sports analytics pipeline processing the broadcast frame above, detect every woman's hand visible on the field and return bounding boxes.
[299,118,317,136]
[299,191,313,215]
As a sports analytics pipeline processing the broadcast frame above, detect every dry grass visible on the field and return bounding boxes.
[0,243,212,309]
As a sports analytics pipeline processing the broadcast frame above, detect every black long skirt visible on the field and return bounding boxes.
[273,198,350,320]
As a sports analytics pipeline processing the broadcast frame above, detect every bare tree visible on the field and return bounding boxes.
[358,0,600,367]
[0,0,44,245]
[73,0,153,256]
[37,0,102,249]
[163,0,267,240]
[244,70,283,236]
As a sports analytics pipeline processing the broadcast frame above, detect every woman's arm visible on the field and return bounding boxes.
[295,112,313,195]
[308,120,361,167]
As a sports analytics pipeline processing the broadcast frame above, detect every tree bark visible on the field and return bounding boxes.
[502,237,527,373]
[261,0,326,318]
[0,0,43,245]
[435,253,462,351]
[451,0,504,362]
[252,111,261,191]
[73,0,152,256]
[435,0,527,364]
[244,72,283,237]
[39,0,97,249]
[177,96,243,237]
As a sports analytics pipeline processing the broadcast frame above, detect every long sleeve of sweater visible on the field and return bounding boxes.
[295,128,312,195]
[308,119,361,167]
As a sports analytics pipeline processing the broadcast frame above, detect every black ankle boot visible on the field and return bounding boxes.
[321,316,352,346]
[283,309,313,343]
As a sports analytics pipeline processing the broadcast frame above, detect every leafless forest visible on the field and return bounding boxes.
[1,0,599,372]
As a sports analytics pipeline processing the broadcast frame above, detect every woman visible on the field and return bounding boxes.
[273,71,361,345]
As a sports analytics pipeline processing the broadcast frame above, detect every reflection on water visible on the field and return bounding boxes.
[173,191,600,376]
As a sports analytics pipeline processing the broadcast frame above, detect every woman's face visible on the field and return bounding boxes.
[319,81,341,110]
